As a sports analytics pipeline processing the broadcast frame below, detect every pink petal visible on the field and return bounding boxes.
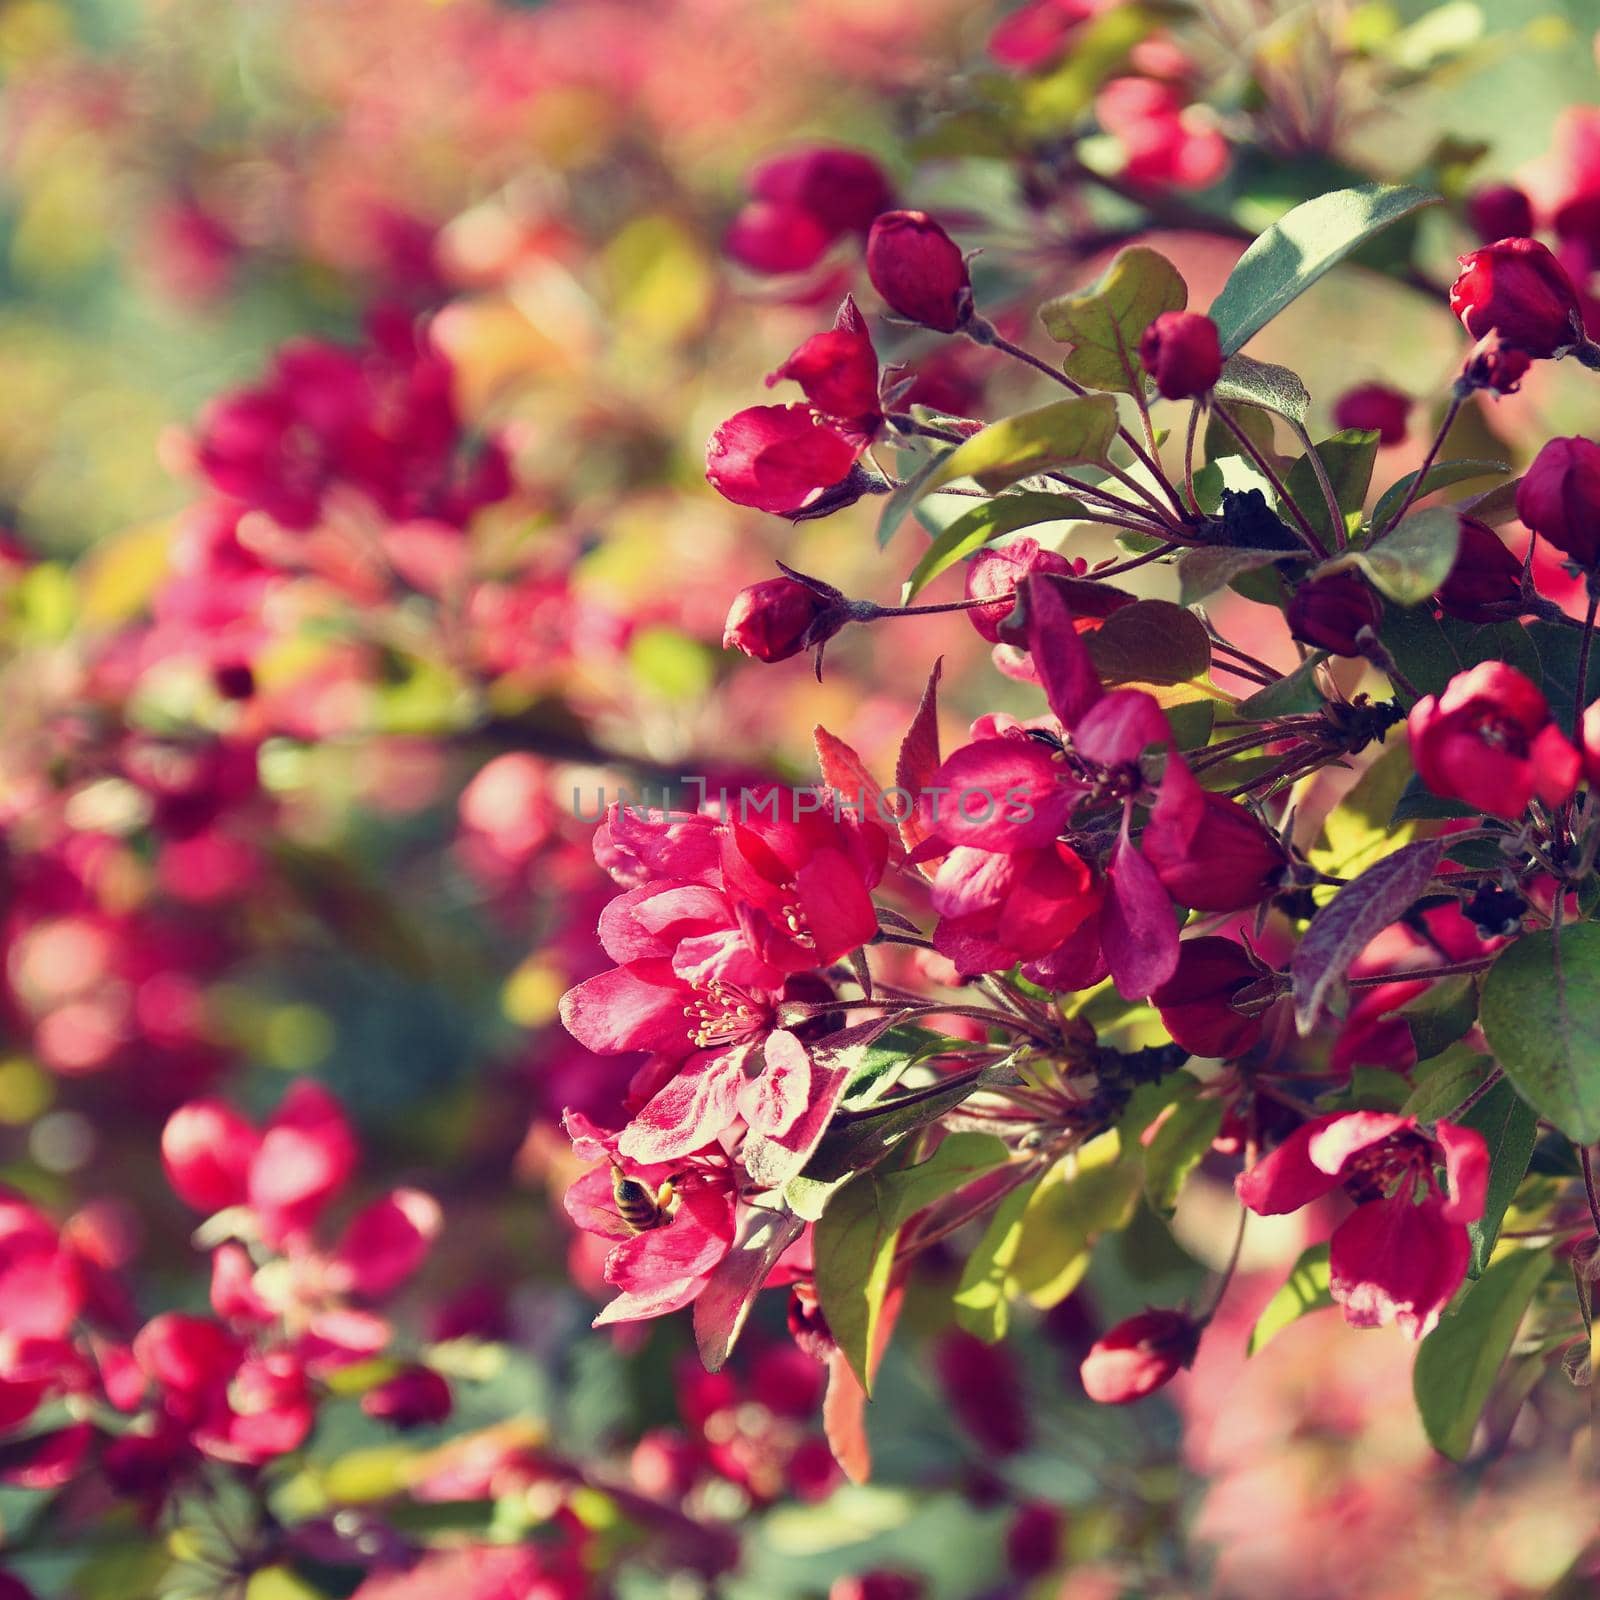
[738,1030,812,1141]
[1100,831,1178,997]
[616,1047,752,1165]
[1435,1120,1489,1224]
[1305,1111,1415,1177]
[1235,1115,1347,1216]
[1329,1194,1470,1339]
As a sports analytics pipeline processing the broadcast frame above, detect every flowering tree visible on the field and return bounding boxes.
[6,0,1600,1596]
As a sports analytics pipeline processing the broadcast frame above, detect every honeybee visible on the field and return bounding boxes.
[610,1164,676,1233]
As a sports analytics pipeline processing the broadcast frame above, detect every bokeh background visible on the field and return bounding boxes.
[3,1,1600,1595]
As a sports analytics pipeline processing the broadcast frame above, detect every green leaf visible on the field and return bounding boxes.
[1412,1247,1550,1461]
[814,1133,1011,1390]
[1208,183,1441,356]
[840,1025,959,1110]
[1248,1243,1332,1354]
[1232,651,1327,719]
[1460,1080,1540,1277]
[1480,926,1600,1143]
[878,447,956,548]
[901,490,1083,603]
[1039,245,1188,394]
[1142,1089,1225,1216]
[1082,599,1216,707]
[1526,620,1600,737]
[801,1072,992,1184]
[1401,1041,1492,1121]
[1368,459,1508,539]
[1205,400,1277,465]
[923,396,1118,498]
[1286,429,1379,543]
[1212,352,1310,425]
[1290,837,1449,1031]
[953,1173,1044,1341]
[1380,610,1540,700]
[1175,545,1290,605]
[1308,740,1418,878]
[1340,506,1462,606]
[1398,973,1478,1062]
[1008,1132,1140,1309]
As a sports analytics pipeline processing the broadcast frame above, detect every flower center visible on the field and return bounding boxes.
[683,979,762,1048]
[1340,1134,1433,1205]
[779,900,815,948]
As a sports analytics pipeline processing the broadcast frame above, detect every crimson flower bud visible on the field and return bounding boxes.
[1436,516,1524,622]
[934,1330,1029,1455]
[1449,237,1584,358]
[161,1099,261,1213]
[361,1365,452,1430]
[1465,183,1535,243]
[1332,382,1410,445]
[1582,699,1600,790]
[706,404,865,516]
[1408,661,1581,819]
[1006,1504,1063,1579]
[1138,311,1222,399]
[1286,570,1383,656]
[1151,937,1269,1059]
[1079,1308,1200,1404]
[865,211,971,333]
[1144,793,1287,912]
[964,538,1080,642]
[1516,435,1600,568]
[723,577,833,662]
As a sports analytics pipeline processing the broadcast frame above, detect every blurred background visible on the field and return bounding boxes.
[2,1,1600,1596]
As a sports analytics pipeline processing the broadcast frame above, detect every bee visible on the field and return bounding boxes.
[610,1164,676,1233]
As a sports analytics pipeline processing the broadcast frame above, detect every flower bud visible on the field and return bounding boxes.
[1465,184,1535,243]
[964,538,1080,642]
[1583,699,1600,790]
[1332,383,1410,445]
[1408,661,1581,819]
[1138,311,1222,399]
[1151,937,1268,1059]
[1079,1308,1199,1404]
[706,404,864,516]
[1006,1504,1063,1579]
[1515,435,1600,568]
[1144,794,1287,912]
[1286,570,1383,656]
[161,1100,261,1214]
[1449,237,1584,358]
[1459,335,1532,396]
[723,577,833,662]
[361,1366,453,1430]
[1436,516,1523,622]
[865,211,971,333]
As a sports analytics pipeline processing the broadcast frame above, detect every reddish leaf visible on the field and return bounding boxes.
[895,658,943,866]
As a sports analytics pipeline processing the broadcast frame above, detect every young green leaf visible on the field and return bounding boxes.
[924,396,1119,496]
[1307,740,1418,878]
[1082,599,1216,706]
[1412,1247,1550,1461]
[1285,429,1379,543]
[1039,245,1187,394]
[1175,545,1291,605]
[1340,506,1462,606]
[1480,926,1600,1143]
[878,446,956,548]
[1367,458,1508,539]
[1248,1243,1332,1354]
[1208,183,1441,356]
[1007,1133,1141,1309]
[901,490,1083,603]
[1142,1090,1225,1216]
[1212,353,1310,426]
[952,1172,1044,1342]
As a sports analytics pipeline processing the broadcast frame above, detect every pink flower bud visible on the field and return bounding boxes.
[1286,570,1383,656]
[706,404,864,516]
[964,538,1080,642]
[1006,1503,1063,1579]
[1436,516,1523,622]
[1408,661,1581,819]
[1332,382,1411,445]
[1144,793,1287,912]
[1151,937,1269,1059]
[1516,435,1600,569]
[1465,184,1535,243]
[161,1099,261,1213]
[361,1365,453,1430]
[1450,237,1584,358]
[865,211,971,333]
[723,577,833,662]
[1138,311,1222,399]
[1079,1308,1199,1404]
[1459,335,1532,396]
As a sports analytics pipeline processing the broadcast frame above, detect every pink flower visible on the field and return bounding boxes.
[725,148,893,275]
[1080,1308,1199,1403]
[1237,1111,1488,1338]
[705,404,864,516]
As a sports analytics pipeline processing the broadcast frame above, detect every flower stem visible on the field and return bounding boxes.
[1373,394,1461,539]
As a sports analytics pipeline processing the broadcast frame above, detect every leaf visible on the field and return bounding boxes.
[878,446,956,547]
[1142,1091,1225,1216]
[1381,610,1540,701]
[1208,183,1441,356]
[923,396,1119,496]
[1082,599,1215,706]
[839,1025,955,1110]
[1460,1080,1540,1278]
[1286,430,1379,544]
[1248,1243,1333,1354]
[895,659,945,864]
[1233,651,1327,719]
[814,1133,1011,1389]
[1368,459,1508,538]
[800,1071,990,1184]
[901,491,1083,602]
[1008,1132,1140,1308]
[1526,621,1600,737]
[1212,352,1311,425]
[1412,1247,1550,1461]
[1176,545,1292,605]
[1290,837,1449,1031]
[952,1173,1044,1341]
[1205,400,1276,465]
[1341,506,1462,606]
[1401,1042,1493,1121]
[694,1208,807,1372]
[1480,926,1600,1143]
[1399,972,1478,1062]
[1039,245,1188,394]
[1308,740,1418,878]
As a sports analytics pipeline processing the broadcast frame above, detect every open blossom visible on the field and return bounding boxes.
[1407,661,1580,819]
[1238,1112,1488,1338]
